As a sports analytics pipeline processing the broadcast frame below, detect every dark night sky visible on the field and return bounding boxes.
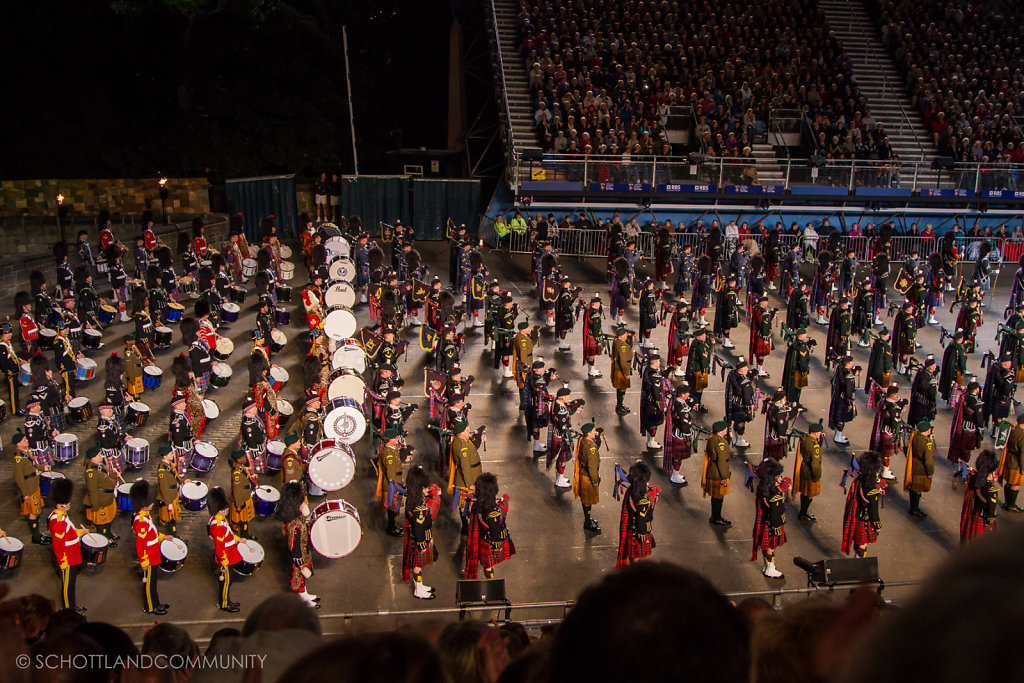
[0,0,453,179]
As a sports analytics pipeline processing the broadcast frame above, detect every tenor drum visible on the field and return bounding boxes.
[0,536,24,572]
[154,326,173,348]
[322,305,357,341]
[322,397,366,444]
[127,401,150,428]
[331,341,367,374]
[39,471,65,497]
[81,533,109,567]
[126,438,150,468]
[75,357,97,381]
[53,434,78,464]
[270,329,288,353]
[275,284,293,303]
[116,483,134,512]
[143,366,163,389]
[269,366,289,391]
[328,257,356,283]
[18,362,31,386]
[95,257,109,274]
[221,302,240,323]
[180,481,209,512]
[210,362,232,389]
[166,302,184,323]
[242,258,258,277]
[38,328,56,350]
[324,281,356,309]
[213,336,234,361]
[254,486,280,517]
[178,276,197,296]
[203,399,219,422]
[159,537,188,573]
[308,439,357,491]
[83,328,102,349]
[279,261,295,281]
[276,399,294,420]
[275,306,291,326]
[228,286,247,304]
[233,540,264,576]
[98,304,116,325]
[327,370,367,402]
[68,396,93,423]
[324,235,351,261]
[309,499,362,558]
[190,441,218,472]
[266,440,286,472]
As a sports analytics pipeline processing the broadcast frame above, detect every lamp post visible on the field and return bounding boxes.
[158,177,169,224]
[56,194,65,244]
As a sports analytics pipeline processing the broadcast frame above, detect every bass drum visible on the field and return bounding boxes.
[323,281,356,309]
[322,306,357,341]
[309,499,362,559]
[331,341,367,374]
[322,397,366,444]
[307,439,357,492]
[328,257,356,283]
[324,235,350,261]
[327,369,366,402]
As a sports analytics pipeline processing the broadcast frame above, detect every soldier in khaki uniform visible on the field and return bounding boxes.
[904,420,935,517]
[447,418,484,533]
[229,450,256,539]
[573,422,603,533]
[610,323,632,415]
[375,427,404,536]
[12,430,50,544]
[282,432,307,487]
[702,420,732,526]
[793,423,824,521]
[156,445,184,536]
[512,321,535,390]
[84,446,118,545]
[999,413,1024,511]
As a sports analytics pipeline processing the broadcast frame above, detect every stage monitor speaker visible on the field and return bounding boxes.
[522,148,544,162]
[456,579,507,606]
[794,556,880,587]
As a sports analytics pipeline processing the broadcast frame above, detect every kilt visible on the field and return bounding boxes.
[402,537,434,574]
[247,447,268,474]
[763,437,787,460]
[547,432,571,467]
[853,519,879,546]
[656,256,671,281]
[691,290,710,310]
[1001,465,1024,486]
[610,292,627,312]
[703,478,730,498]
[947,428,978,463]
[577,474,599,506]
[991,400,1012,422]
[620,531,655,562]
[127,376,145,397]
[478,538,514,568]
[766,263,779,281]
[20,489,43,516]
[158,498,181,524]
[750,334,772,358]
[102,448,126,477]
[230,497,255,524]
[583,330,602,363]
[797,478,821,498]
[961,513,994,544]
[691,371,709,392]
[908,475,933,493]
[667,335,690,366]
[47,411,66,435]
[663,435,691,472]
[752,522,786,553]
[30,448,54,469]
[196,371,210,397]
[87,502,116,526]
[876,434,899,461]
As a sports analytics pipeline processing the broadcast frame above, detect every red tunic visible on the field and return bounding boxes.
[133,510,162,566]
[100,228,115,253]
[49,510,82,567]
[144,229,158,252]
[208,515,242,566]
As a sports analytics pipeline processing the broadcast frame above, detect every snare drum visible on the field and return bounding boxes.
[327,369,367,402]
[39,471,66,497]
[18,362,31,386]
[242,258,258,278]
[116,483,134,512]
[98,304,116,324]
[126,402,150,428]
[309,499,362,558]
[322,397,367,444]
[210,362,232,389]
[178,275,197,296]
[322,305,357,341]
[74,357,97,382]
[308,439,357,491]
[159,537,188,573]
[53,434,79,464]
[275,306,291,326]
[166,302,184,323]
[190,441,219,472]
[203,399,219,422]
[213,336,234,361]
[68,396,93,423]
[276,399,294,419]
[233,540,265,576]
[126,438,150,468]
[269,366,289,391]
[154,326,173,348]
[143,366,163,389]
[221,302,240,323]
[229,285,247,304]
[331,341,367,374]
[254,486,280,517]
[270,329,288,353]
[265,441,285,472]
[95,257,110,274]
[38,328,56,350]
[0,536,24,571]
[83,328,103,349]
[275,284,293,303]
[279,262,295,281]
[324,281,356,309]
[328,257,356,283]
[81,533,109,567]
[180,481,209,512]
[324,235,351,261]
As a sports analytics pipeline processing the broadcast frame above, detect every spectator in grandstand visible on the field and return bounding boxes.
[313,172,328,222]
[802,223,820,257]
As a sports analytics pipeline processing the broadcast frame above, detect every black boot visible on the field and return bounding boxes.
[615,391,630,415]
[582,505,601,533]
[710,497,731,526]
[798,495,816,522]
[1004,486,1024,512]
[386,509,403,536]
[909,491,927,517]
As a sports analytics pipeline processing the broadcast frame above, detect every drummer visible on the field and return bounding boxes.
[98,402,130,476]
[124,333,146,401]
[48,478,86,612]
[83,446,118,547]
[130,480,168,615]
[0,320,22,417]
[132,290,156,362]
[169,397,195,480]
[297,396,323,463]
[53,318,79,398]
[256,296,277,357]
[182,317,212,399]
[240,395,269,475]
[59,296,84,354]
[249,353,280,439]
[207,487,242,612]
[24,397,56,469]
[74,268,104,331]
[195,299,219,348]
[385,391,418,452]
[156,445,185,537]
[301,270,325,333]
[12,430,51,545]
[229,449,257,540]
[377,327,403,380]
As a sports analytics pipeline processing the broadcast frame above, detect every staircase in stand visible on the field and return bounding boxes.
[493,0,538,159]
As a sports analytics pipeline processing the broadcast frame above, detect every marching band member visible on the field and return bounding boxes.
[905,421,936,518]
[871,385,904,481]
[280,433,306,490]
[665,299,691,377]
[825,297,852,369]
[156,444,184,536]
[908,357,939,426]
[178,230,199,280]
[748,295,775,377]
[464,472,515,579]
[401,467,441,600]
[949,381,983,481]
[511,321,534,390]
[939,329,967,407]
[615,460,659,567]
[376,427,404,536]
[765,227,782,291]
[248,352,280,439]
[132,290,156,361]
[240,393,269,475]
[171,356,204,440]
[725,359,754,448]
[83,446,118,546]
[691,255,713,327]
[354,233,371,304]
[610,323,632,415]
[954,297,982,355]
[751,458,787,579]
[703,420,732,526]
[1000,303,1024,379]
[49,478,86,612]
[277,481,319,608]
[685,327,712,412]
[828,355,858,444]
[16,290,39,358]
[142,211,160,256]
[229,447,257,540]
[30,354,66,436]
[133,236,149,280]
[581,295,605,378]
[0,321,23,416]
[785,279,811,332]
[714,274,740,349]
[792,423,824,521]
[31,270,55,328]
[871,251,890,326]
[182,316,212,399]
[124,333,146,401]
[97,402,129,476]
[655,222,674,291]
[483,280,504,351]
[781,328,812,406]
[638,278,658,348]
[207,486,242,612]
[763,390,797,460]
[810,251,833,325]
[53,319,78,398]
[960,450,999,545]
[548,387,582,488]
[12,430,50,544]
[664,383,695,485]
[493,293,518,379]
[130,480,169,615]
[673,242,693,298]
[77,229,97,281]
[447,418,482,533]
[573,421,603,533]
[838,247,858,299]
[640,352,666,450]
[865,327,893,404]
[852,278,875,347]
[525,361,552,453]
[107,245,132,322]
[999,415,1024,512]
[841,451,883,558]
[157,245,179,303]
[224,223,246,283]
[982,354,1015,437]
[780,242,802,299]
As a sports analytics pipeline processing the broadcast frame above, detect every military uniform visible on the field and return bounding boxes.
[686,335,712,408]
[229,462,256,537]
[782,337,811,404]
[905,430,935,515]
[448,434,482,493]
[703,432,731,524]
[157,459,182,534]
[999,422,1024,510]
[610,336,631,412]
[84,461,117,537]
[793,434,822,520]
[169,409,195,479]
[14,448,47,542]
[573,431,601,531]
[240,413,268,474]
[512,329,533,388]
[376,442,403,534]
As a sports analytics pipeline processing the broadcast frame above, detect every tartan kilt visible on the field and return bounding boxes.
[47,411,67,435]
[478,537,515,568]
[663,435,691,472]
[656,254,671,280]
[948,428,978,463]
[583,330,602,362]
[853,519,879,546]
[667,335,690,366]
[621,531,655,561]
[876,434,899,462]
[766,263,779,281]
[961,510,994,544]
[763,437,787,460]
[20,489,43,516]
[750,333,772,358]
[196,372,210,396]
[402,536,434,573]
[752,521,786,553]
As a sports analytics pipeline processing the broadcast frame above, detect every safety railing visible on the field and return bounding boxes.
[484,0,517,176]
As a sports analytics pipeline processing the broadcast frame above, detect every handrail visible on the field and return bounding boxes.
[690,103,706,155]
[485,0,518,182]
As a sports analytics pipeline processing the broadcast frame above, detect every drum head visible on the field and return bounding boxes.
[329,257,356,283]
[216,337,235,354]
[256,486,280,503]
[68,397,89,409]
[238,540,264,563]
[55,433,77,446]
[195,442,218,458]
[82,533,108,549]
[323,401,366,444]
[308,447,356,491]
[203,399,219,420]
[323,307,357,341]
[267,441,285,455]
[116,483,132,496]
[182,481,208,500]
[129,402,150,414]
[128,438,148,450]
[324,282,356,309]
[270,366,289,384]
[213,362,232,378]
[77,358,96,370]
[331,343,367,374]
[144,366,161,377]
[328,373,366,402]
[223,303,240,314]
[276,399,294,417]
[310,504,362,558]
[160,538,187,561]
[0,536,24,552]
[325,236,350,260]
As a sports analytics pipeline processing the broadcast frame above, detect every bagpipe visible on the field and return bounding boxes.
[631,343,658,376]
[948,277,968,312]
[886,300,901,319]
[599,329,636,357]
[712,353,735,382]
[386,481,407,513]
[613,463,629,500]
[980,349,996,369]
[995,322,1023,345]
[779,322,817,347]
[938,325,954,348]
[743,460,792,493]
[451,486,475,516]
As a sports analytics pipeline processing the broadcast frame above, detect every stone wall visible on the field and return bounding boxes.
[0,178,210,218]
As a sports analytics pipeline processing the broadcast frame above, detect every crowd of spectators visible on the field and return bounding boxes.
[5,521,1024,683]
[871,0,1024,169]
[518,0,870,160]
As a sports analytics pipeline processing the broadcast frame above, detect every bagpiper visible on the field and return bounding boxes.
[615,460,659,567]
[907,356,939,426]
[714,274,740,349]
[763,389,798,460]
[938,329,967,407]
[948,381,983,482]
[865,327,893,404]
[841,451,883,558]
[464,472,514,579]
[690,255,713,327]
[582,296,604,379]
[781,327,812,406]
[665,299,691,377]
[825,297,852,368]
[663,383,696,485]
[12,430,50,544]
[852,279,875,347]
[829,355,858,444]
[750,458,787,579]
[748,295,775,377]
[554,277,579,352]
[954,297,982,355]
[638,278,658,348]
[982,354,1015,437]
[400,467,442,600]
[785,279,811,332]
[960,450,999,545]
[639,352,667,450]
[724,359,754,448]
[685,327,712,412]
[870,385,905,481]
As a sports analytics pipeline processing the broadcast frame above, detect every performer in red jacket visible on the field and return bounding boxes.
[48,478,85,612]
[207,487,243,612]
[130,480,168,615]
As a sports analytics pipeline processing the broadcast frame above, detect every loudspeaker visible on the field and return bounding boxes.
[794,556,880,587]
[522,148,544,162]
[456,579,507,605]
